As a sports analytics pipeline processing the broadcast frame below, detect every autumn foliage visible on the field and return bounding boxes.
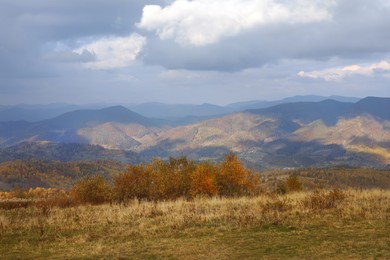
[113,154,260,202]
[70,176,112,204]
[190,163,218,197]
[3,154,260,206]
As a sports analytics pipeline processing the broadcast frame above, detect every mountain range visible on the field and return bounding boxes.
[0,96,389,169]
[0,95,359,123]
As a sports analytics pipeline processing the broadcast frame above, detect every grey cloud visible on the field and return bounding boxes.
[44,50,96,63]
[0,0,388,106]
[139,0,390,71]
[0,0,164,78]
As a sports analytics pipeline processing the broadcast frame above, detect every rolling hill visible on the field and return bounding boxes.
[0,159,127,191]
[0,142,141,164]
[0,97,388,169]
[0,106,163,148]
[142,97,390,168]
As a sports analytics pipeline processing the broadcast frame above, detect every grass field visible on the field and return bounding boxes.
[1,189,390,259]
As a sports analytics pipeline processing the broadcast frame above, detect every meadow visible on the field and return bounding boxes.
[1,188,390,259]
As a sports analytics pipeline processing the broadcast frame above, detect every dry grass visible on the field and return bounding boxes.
[1,189,390,258]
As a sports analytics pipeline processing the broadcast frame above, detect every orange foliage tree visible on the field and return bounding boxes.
[112,153,261,201]
[114,164,151,202]
[190,163,218,198]
[217,153,260,196]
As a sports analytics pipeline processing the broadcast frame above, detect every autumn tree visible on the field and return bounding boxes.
[190,163,218,198]
[216,153,260,196]
[165,157,195,199]
[111,155,260,201]
[70,176,111,205]
[114,164,151,202]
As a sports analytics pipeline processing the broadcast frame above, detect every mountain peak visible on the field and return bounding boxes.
[357,96,390,104]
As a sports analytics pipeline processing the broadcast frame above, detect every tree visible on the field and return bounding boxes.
[114,164,151,202]
[190,163,218,197]
[70,176,111,205]
[217,153,260,196]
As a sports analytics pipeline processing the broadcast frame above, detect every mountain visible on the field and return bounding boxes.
[0,103,91,122]
[248,99,350,126]
[227,95,360,110]
[249,97,390,123]
[354,97,390,120]
[0,106,163,148]
[142,97,390,168]
[40,105,157,128]
[0,97,388,169]
[0,96,358,123]
[128,102,234,119]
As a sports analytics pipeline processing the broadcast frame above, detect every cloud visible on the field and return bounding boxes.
[298,60,390,81]
[138,0,390,71]
[138,0,335,46]
[0,0,159,77]
[44,49,96,63]
[1,0,390,105]
[73,34,146,69]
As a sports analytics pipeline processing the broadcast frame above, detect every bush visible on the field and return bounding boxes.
[11,186,27,199]
[276,182,287,194]
[286,176,303,192]
[303,188,345,210]
[70,176,111,205]
[276,176,303,194]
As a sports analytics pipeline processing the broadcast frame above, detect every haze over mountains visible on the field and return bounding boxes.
[0,95,360,122]
[0,96,389,169]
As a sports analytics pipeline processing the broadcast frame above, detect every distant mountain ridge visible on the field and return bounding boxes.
[0,106,160,148]
[128,102,234,119]
[0,95,359,122]
[0,96,389,169]
[248,97,390,126]
[42,105,157,128]
[227,95,360,110]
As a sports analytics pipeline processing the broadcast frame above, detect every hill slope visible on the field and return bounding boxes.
[0,142,141,164]
[0,159,127,191]
[0,97,388,169]
[0,106,163,149]
[144,98,390,168]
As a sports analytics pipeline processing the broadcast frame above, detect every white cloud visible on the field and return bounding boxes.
[298,60,390,81]
[73,33,146,69]
[137,0,336,46]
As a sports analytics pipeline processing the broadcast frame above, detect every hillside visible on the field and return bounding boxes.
[144,98,390,168]
[0,106,163,148]
[0,142,141,164]
[249,97,390,124]
[0,159,127,191]
[0,97,389,169]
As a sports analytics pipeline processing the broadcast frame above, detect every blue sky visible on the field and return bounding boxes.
[0,0,390,105]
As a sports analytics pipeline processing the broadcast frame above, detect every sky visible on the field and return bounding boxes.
[0,0,389,105]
